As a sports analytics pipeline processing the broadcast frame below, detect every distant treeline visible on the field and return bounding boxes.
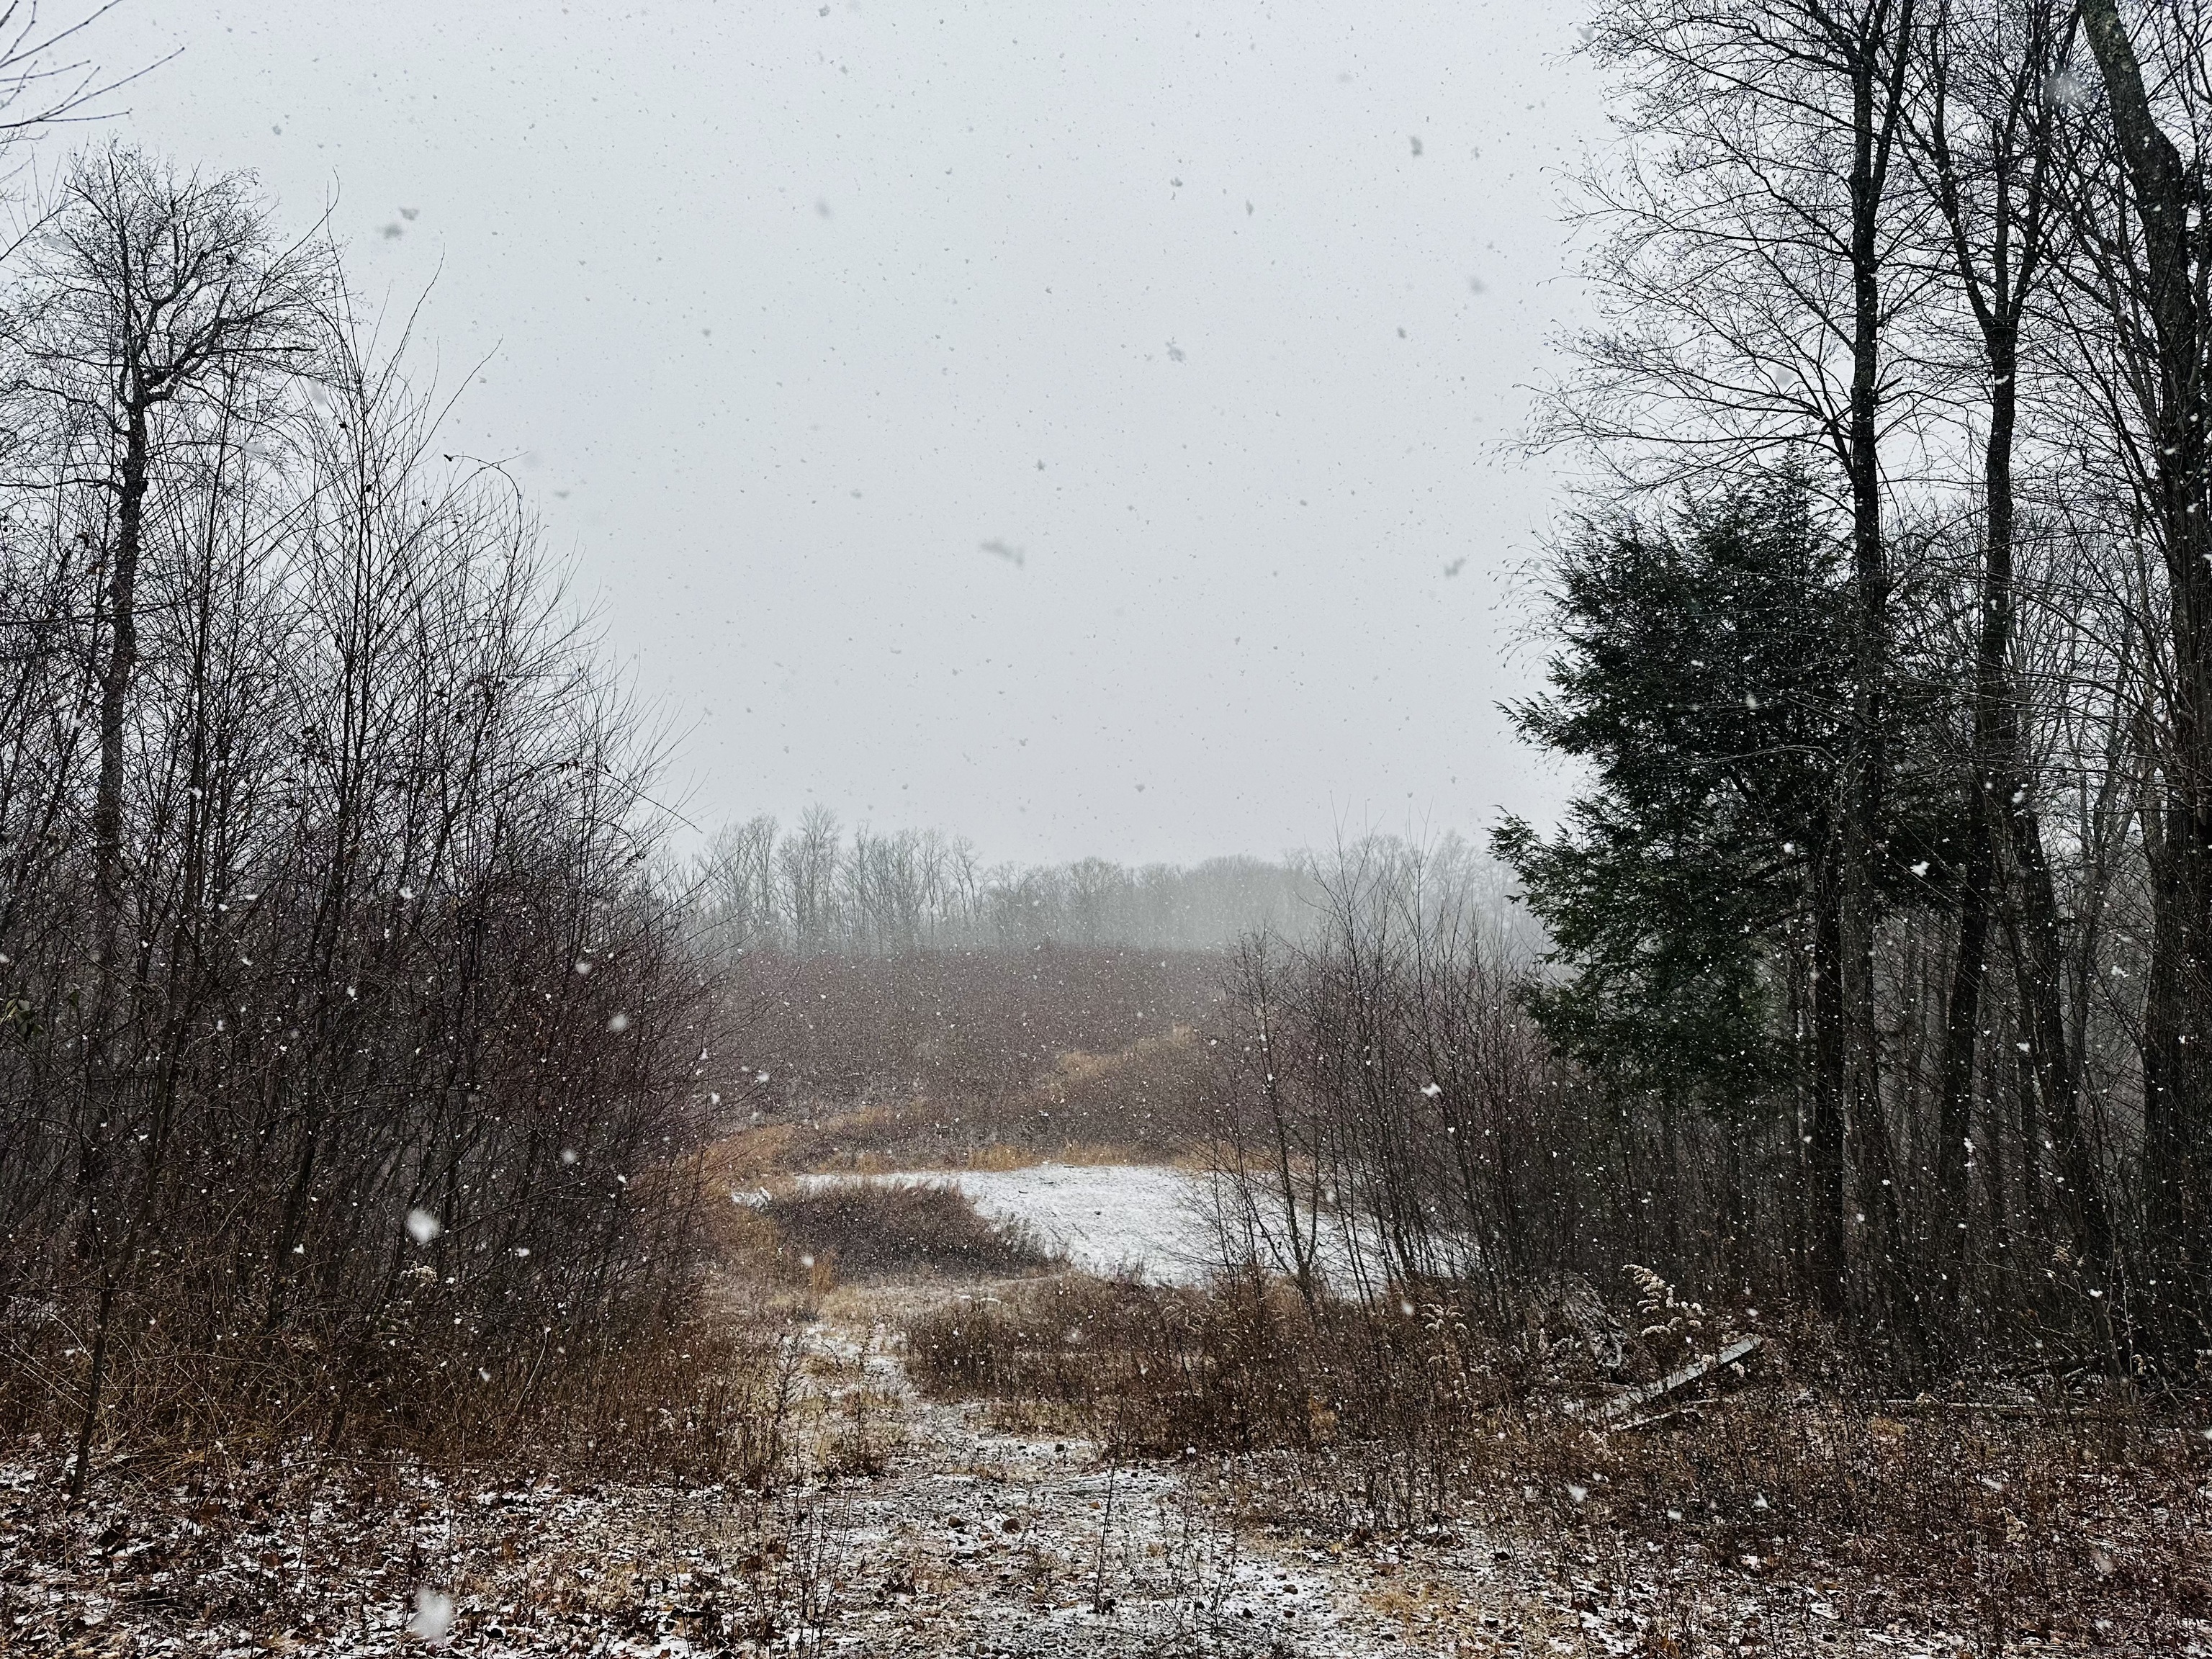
[692,812,1531,960]
[693,809,1325,954]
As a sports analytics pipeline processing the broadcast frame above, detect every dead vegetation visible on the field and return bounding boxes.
[755,1181,1060,1283]
[701,1020,1215,1182]
[3,1287,815,1497]
[0,1446,851,1656]
[719,945,1220,1137]
[902,1267,2212,1647]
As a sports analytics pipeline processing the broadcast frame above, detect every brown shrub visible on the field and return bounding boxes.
[902,1269,1505,1480]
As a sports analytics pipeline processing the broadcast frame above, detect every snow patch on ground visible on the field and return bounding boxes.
[804,1164,1224,1285]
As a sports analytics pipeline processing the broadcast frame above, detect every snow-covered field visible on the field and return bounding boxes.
[801,1164,1226,1284]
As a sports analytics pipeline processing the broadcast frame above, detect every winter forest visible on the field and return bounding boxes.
[6,2,2212,1655]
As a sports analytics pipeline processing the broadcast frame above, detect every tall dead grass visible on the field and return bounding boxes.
[1,1287,810,1491]
[703,1016,1214,1180]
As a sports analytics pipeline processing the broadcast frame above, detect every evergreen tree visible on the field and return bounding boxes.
[1498,471,1962,1323]
[1495,473,1851,1120]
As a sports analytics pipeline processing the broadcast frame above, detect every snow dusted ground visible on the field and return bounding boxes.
[791,1310,1403,1656]
[800,1164,1226,1285]
[9,1298,2193,1655]
[0,1305,1431,1658]
[14,1164,2200,1655]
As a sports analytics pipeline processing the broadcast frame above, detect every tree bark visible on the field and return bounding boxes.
[2080,0,2212,1344]
[1836,1,1918,1347]
[1809,855,1849,1316]
[93,403,149,987]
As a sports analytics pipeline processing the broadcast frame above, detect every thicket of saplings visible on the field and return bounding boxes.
[0,148,779,1495]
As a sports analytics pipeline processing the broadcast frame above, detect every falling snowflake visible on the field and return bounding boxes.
[408,1587,454,1640]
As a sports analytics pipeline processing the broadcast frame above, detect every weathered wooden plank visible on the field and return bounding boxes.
[1597,1334,1763,1423]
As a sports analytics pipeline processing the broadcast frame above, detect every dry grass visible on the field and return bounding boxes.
[2,1139,820,1501]
[5,1289,812,1497]
[819,1137,1146,1175]
[702,1023,1213,1182]
[754,1181,1059,1282]
[903,1270,1350,1448]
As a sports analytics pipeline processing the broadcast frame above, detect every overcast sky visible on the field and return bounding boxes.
[85,1,1604,867]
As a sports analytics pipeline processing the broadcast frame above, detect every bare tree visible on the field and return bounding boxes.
[0,146,333,1495]
[2069,0,2212,1346]
[781,803,841,953]
[9,146,327,983]
[1902,0,2118,1321]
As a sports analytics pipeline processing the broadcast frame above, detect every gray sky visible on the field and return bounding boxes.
[91,1,1601,866]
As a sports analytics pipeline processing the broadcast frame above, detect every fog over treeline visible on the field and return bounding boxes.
[691,810,1516,956]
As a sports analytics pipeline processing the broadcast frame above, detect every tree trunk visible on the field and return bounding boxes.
[1838,9,1917,1347]
[73,397,151,1501]
[66,1273,117,1503]
[1809,856,1848,1316]
[2080,0,2212,1346]
[1934,786,1991,1286]
[93,403,150,988]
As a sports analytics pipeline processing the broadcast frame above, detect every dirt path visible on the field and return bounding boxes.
[799,1300,1414,1657]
